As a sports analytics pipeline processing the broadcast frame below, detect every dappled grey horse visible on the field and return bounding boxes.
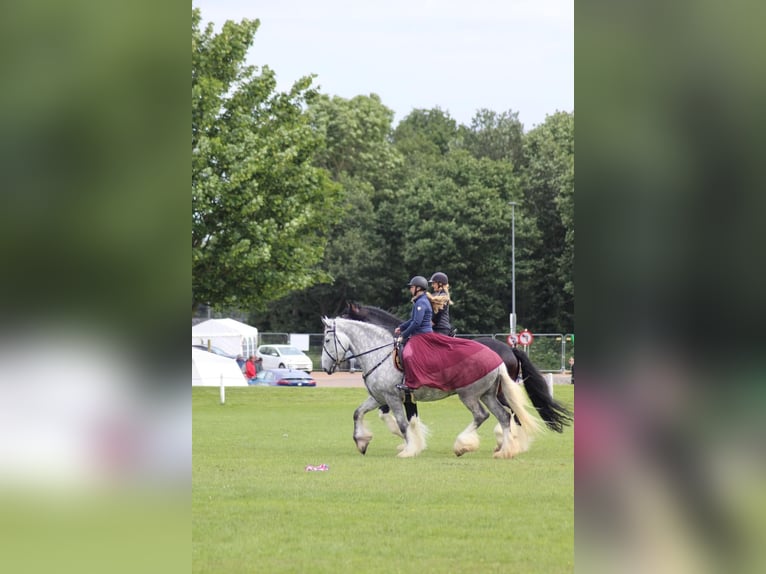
[321,317,541,458]
[342,302,572,433]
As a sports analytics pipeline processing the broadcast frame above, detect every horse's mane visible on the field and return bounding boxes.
[335,316,395,340]
[343,302,402,332]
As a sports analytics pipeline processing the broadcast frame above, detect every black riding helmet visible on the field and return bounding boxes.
[407,276,428,290]
[429,272,448,284]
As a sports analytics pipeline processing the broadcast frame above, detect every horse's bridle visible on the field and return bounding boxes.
[323,319,395,380]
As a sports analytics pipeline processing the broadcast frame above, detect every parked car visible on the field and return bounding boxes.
[248,368,317,387]
[256,345,313,373]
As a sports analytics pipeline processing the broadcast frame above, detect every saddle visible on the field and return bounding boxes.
[393,339,404,372]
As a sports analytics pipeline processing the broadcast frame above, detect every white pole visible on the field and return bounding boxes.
[219,374,225,404]
[511,202,516,320]
[545,373,554,397]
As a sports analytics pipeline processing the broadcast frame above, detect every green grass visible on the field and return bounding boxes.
[193,386,574,573]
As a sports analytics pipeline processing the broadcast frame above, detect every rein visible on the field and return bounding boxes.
[324,321,395,381]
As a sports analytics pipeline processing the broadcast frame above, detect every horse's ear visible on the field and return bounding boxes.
[321,316,328,326]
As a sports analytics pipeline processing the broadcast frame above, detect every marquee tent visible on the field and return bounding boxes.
[192,348,247,387]
[192,318,259,357]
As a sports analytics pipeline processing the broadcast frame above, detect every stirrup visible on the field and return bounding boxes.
[395,383,411,392]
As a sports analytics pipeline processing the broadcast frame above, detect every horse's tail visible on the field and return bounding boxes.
[511,348,573,433]
[498,364,542,437]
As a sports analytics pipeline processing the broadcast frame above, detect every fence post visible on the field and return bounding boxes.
[560,334,566,372]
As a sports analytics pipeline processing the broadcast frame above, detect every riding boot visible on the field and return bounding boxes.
[404,394,418,419]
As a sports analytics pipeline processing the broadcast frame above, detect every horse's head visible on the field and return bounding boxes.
[321,317,353,374]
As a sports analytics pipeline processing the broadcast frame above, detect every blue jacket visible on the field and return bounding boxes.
[398,292,433,339]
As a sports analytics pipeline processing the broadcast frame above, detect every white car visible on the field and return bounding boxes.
[256,345,313,373]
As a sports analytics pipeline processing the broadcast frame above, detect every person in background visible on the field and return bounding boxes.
[569,356,575,385]
[427,271,453,336]
[245,355,258,383]
[235,354,246,372]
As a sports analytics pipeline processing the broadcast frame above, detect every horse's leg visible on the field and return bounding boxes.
[453,393,490,457]
[377,404,403,438]
[378,394,419,439]
[384,393,427,458]
[354,396,381,455]
[480,388,520,459]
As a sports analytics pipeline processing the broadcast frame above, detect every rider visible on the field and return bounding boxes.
[394,276,432,390]
[394,276,433,342]
[427,271,453,336]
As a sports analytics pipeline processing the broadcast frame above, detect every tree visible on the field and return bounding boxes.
[250,104,574,336]
[519,111,574,332]
[393,107,458,162]
[255,94,404,330]
[309,94,401,190]
[459,109,525,167]
[192,9,342,313]
[378,149,533,333]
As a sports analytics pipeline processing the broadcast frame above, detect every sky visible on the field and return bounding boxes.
[193,0,573,131]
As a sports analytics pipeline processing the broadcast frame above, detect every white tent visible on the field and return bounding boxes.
[191,318,259,357]
[192,348,247,387]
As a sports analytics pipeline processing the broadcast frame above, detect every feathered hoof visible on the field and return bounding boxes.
[355,436,371,455]
[397,447,419,458]
[493,450,515,459]
[493,423,503,448]
[493,443,520,459]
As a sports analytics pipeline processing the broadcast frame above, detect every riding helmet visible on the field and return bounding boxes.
[429,272,448,284]
[407,276,429,290]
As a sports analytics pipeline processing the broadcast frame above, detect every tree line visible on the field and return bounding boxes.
[192,8,573,335]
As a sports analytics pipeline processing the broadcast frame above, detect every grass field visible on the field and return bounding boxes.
[193,385,574,573]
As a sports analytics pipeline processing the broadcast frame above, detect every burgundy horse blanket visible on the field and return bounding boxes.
[402,333,503,391]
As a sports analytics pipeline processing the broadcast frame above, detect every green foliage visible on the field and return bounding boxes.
[191,8,573,334]
[520,111,575,332]
[379,150,531,332]
[459,108,525,166]
[255,94,406,331]
[393,107,459,160]
[309,94,402,188]
[193,386,574,573]
[192,8,342,312]
[254,106,574,335]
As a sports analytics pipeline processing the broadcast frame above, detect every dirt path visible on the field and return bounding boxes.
[312,371,572,388]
